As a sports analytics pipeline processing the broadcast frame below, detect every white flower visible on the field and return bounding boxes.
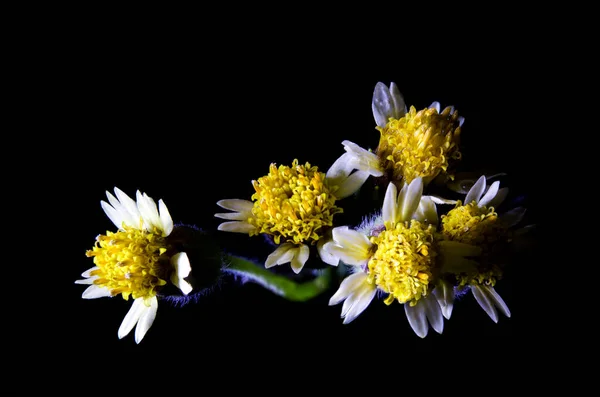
[438,175,525,322]
[215,157,370,274]
[325,178,481,337]
[75,187,193,343]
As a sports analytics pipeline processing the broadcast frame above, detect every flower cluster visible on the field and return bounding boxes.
[77,81,530,342]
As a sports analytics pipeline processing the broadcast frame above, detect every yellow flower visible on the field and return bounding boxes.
[336,82,464,186]
[439,175,525,322]
[215,157,369,274]
[75,188,193,343]
[325,178,481,337]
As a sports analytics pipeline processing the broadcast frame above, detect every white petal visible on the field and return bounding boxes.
[342,140,383,177]
[329,272,369,306]
[217,221,256,234]
[472,285,498,323]
[214,212,250,221]
[487,187,509,209]
[114,187,141,221]
[134,297,158,344]
[372,82,394,127]
[343,284,377,324]
[170,252,193,295]
[399,178,423,222]
[341,292,358,318]
[265,243,295,268]
[136,191,161,231]
[317,238,339,266]
[75,276,98,285]
[325,152,355,185]
[382,182,398,226]
[81,266,98,278]
[334,170,370,199]
[423,294,444,334]
[405,303,428,338]
[82,285,112,299]
[332,227,371,250]
[464,176,486,205]
[158,199,174,236]
[118,298,146,340]
[482,285,511,318]
[290,244,310,274]
[414,196,438,226]
[106,192,138,227]
[501,207,526,228]
[216,199,254,213]
[429,195,458,205]
[389,82,407,118]
[433,281,455,320]
[478,181,500,208]
[429,101,441,113]
[101,200,125,230]
[324,243,370,267]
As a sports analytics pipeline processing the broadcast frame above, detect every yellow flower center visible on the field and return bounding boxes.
[86,225,169,301]
[376,105,462,184]
[441,202,499,246]
[441,202,505,287]
[249,159,342,245]
[367,220,437,305]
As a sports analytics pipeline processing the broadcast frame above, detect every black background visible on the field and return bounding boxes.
[11,12,559,397]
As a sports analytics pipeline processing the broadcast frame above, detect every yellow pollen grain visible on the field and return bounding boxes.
[367,220,437,305]
[85,225,169,301]
[248,159,342,245]
[376,105,462,184]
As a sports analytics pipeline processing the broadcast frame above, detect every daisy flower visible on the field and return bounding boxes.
[75,188,194,343]
[215,158,369,274]
[438,175,526,322]
[324,178,481,337]
[338,81,464,186]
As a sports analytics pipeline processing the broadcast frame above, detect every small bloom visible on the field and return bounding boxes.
[338,82,464,187]
[439,175,526,322]
[215,158,368,274]
[75,188,194,343]
[325,178,481,337]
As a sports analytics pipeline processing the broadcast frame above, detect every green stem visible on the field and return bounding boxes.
[223,254,333,302]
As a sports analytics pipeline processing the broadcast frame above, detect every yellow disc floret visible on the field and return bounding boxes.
[377,105,462,184]
[367,220,437,306]
[441,202,505,287]
[249,159,342,245]
[441,201,499,246]
[85,225,169,301]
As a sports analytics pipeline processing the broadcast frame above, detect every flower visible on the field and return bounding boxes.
[215,158,369,274]
[337,82,464,186]
[75,188,193,343]
[325,178,481,337]
[438,175,526,322]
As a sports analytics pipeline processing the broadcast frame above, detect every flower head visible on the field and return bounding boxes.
[325,179,481,337]
[335,82,464,187]
[439,175,526,322]
[76,188,194,343]
[216,158,369,274]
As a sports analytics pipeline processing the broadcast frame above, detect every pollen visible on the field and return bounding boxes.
[249,159,342,245]
[367,220,437,305]
[376,105,462,184]
[85,225,169,301]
